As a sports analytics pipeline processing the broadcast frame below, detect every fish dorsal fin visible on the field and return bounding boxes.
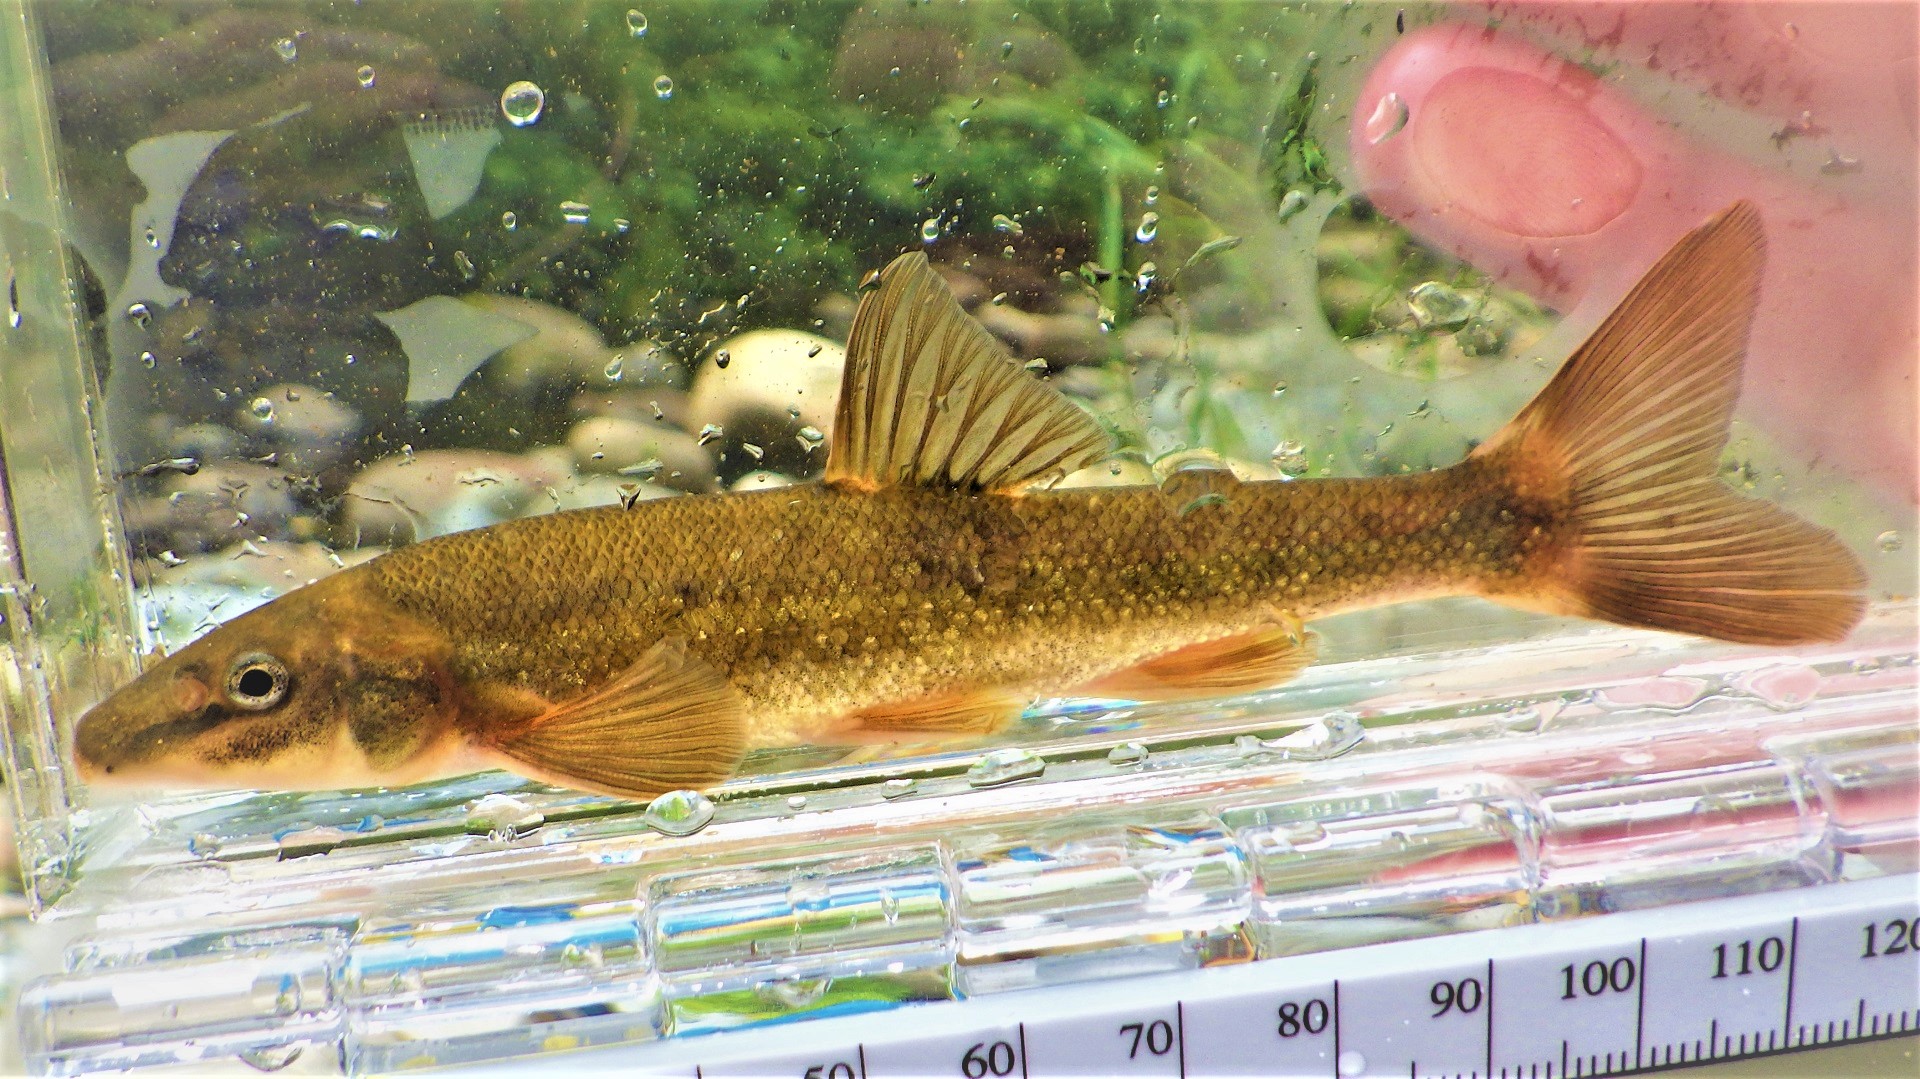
[825,252,1112,494]
[486,638,746,801]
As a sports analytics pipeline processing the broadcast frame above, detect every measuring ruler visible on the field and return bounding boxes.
[513,874,1918,1078]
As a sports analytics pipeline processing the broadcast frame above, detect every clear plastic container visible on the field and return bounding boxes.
[1,1,1913,1074]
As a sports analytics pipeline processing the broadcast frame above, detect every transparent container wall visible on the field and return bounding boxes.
[1,0,1913,955]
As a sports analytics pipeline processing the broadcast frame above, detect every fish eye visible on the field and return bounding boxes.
[225,653,290,711]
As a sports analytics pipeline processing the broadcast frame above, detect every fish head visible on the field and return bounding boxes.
[74,572,458,792]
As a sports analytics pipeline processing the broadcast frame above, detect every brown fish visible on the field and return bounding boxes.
[74,202,1866,799]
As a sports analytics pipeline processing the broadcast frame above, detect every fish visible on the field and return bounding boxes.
[74,201,1866,800]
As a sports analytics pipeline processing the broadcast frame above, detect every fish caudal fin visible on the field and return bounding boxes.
[487,638,747,801]
[1474,201,1866,645]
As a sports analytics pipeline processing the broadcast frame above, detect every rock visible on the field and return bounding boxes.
[686,329,844,483]
[125,461,302,553]
[565,416,717,493]
[160,422,243,464]
[234,382,362,473]
[519,474,678,515]
[340,449,566,546]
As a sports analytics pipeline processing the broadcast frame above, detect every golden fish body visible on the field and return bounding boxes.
[75,203,1866,799]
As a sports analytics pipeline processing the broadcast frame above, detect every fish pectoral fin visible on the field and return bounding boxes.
[1082,621,1320,700]
[826,687,1025,745]
[823,252,1113,495]
[484,638,746,801]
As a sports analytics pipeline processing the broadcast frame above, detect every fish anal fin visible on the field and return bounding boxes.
[484,638,746,800]
[1084,623,1319,701]
[827,687,1023,745]
[824,252,1112,495]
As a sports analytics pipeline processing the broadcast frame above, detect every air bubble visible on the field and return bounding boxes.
[1143,185,1159,205]
[920,217,942,243]
[356,65,376,88]
[500,80,546,126]
[501,211,518,231]
[560,200,591,225]
[643,789,715,835]
[1407,281,1474,330]
[249,397,276,422]
[1108,742,1148,766]
[967,747,1046,787]
[714,349,731,369]
[603,354,624,381]
[626,8,649,36]
[1276,189,1309,221]
[140,351,157,369]
[1364,92,1409,144]
[653,75,674,99]
[1876,530,1902,552]
[697,422,723,446]
[126,302,152,328]
[1134,211,1160,243]
[1156,89,1171,108]
[879,777,917,799]
[273,37,298,63]
[1134,262,1157,293]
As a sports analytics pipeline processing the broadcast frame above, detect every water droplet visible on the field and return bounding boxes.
[187,832,223,857]
[356,65,376,88]
[126,302,152,328]
[643,788,715,835]
[653,75,674,99]
[1134,211,1160,243]
[697,422,724,446]
[714,348,731,370]
[1108,742,1148,766]
[1739,663,1821,711]
[464,793,545,841]
[1156,89,1172,108]
[1501,706,1544,734]
[1365,91,1409,144]
[879,777,917,799]
[249,397,276,422]
[239,1044,305,1073]
[785,794,807,810]
[920,217,942,243]
[1276,189,1309,221]
[967,747,1046,787]
[560,200,591,225]
[273,37,298,62]
[1876,530,1902,552]
[627,8,649,36]
[1407,281,1475,330]
[500,81,546,126]
[1270,439,1308,478]
[991,213,1024,236]
[618,457,663,481]
[501,210,518,231]
[603,354,624,381]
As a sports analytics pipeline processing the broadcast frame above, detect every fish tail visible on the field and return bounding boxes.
[1473,201,1866,645]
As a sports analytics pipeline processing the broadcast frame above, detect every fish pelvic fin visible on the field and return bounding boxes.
[825,251,1113,495]
[826,686,1026,744]
[1473,201,1866,645]
[1081,618,1320,700]
[484,638,746,801]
